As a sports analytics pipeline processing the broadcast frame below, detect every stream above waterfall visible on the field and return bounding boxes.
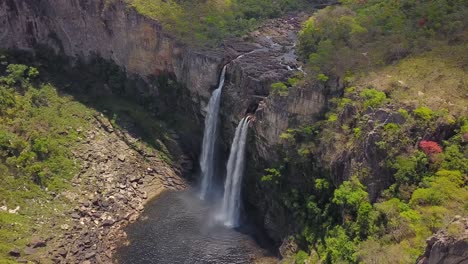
[116,190,276,264]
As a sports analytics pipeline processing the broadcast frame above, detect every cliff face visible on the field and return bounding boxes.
[218,16,332,242]
[0,0,332,245]
[0,0,222,100]
[1,0,329,172]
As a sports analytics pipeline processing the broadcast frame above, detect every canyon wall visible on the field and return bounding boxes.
[0,0,223,99]
[0,0,330,245]
[1,0,328,177]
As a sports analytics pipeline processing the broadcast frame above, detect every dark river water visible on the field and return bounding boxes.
[116,190,276,264]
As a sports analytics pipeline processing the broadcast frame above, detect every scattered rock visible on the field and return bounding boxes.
[28,237,46,248]
[117,155,126,162]
[57,248,67,257]
[9,248,20,257]
[71,213,81,219]
[23,246,36,255]
[129,175,141,182]
[61,224,70,230]
[102,219,115,227]
[85,251,96,259]
[8,205,20,214]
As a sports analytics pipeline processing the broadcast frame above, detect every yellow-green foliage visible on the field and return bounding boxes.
[413,106,434,121]
[271,82,289,96]
[361,43,468,116]
[277,74,467,264]
[129,0,309,45]
[0,61,95,260]
[360,88,387,108]
[298,0,468,80]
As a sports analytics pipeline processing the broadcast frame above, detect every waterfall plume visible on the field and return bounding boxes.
[219,117,250,227]
[199,66,227,200]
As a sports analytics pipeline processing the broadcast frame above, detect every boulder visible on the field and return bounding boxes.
[9,248,20,257]
[28,237,46,248]
[417,217,468,264]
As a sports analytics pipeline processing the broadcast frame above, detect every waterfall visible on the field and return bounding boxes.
[219,117,250,227]
[199,66,227,200]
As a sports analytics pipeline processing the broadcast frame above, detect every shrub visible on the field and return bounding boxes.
[419,140,442,155]
[3,64,29,85]
[261,168,281,184]
[317,73,329,82]
[287,77,300,86]
[0,86,16,113]
[360,88,386,108]
[413,106,434,121]
[295,250,309,264]
[327,113,338,123]
[440,144,468,173]
[279,129,295,141]
[410,188,444,206]
[384,123,400,132]
[391,152,428,185]
[333,177,368,213]
[314,178,330,191]
[322,226,357,263]
[353,127,362,138]
[398,108,409,119]
[271,82,289,96]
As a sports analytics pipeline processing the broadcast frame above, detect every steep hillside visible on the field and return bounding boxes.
[0,54,187,263]
[244,1,468,263]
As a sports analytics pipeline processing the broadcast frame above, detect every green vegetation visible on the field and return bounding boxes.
[282,92,467,262]
[0,51,178,261]
[298,0,468,81]
[129,0,311,45]
[0,58,97,260]
[271,82,289,96]
[414,106,434,121]
[279,107,467,263]
[359,88,387,108]
[268,2,468,256]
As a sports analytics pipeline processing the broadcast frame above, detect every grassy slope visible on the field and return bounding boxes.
[362,42,467,116]
[0,54,175,262]
[0,80,95,262]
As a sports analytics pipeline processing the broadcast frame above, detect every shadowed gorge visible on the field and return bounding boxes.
[0,0,467,263]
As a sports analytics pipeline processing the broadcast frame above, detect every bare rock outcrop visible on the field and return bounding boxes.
[417,216,468,264]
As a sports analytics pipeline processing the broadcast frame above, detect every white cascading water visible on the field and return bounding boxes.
[219,117,250,227]
[199,66,227,200]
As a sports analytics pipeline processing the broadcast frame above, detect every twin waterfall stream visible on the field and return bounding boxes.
[199,65,250,228]
[199,66,226,200]
[219,117,250,227]
[117,65,270,264]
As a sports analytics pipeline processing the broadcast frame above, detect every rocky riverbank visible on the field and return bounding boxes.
[10,112,187,263]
